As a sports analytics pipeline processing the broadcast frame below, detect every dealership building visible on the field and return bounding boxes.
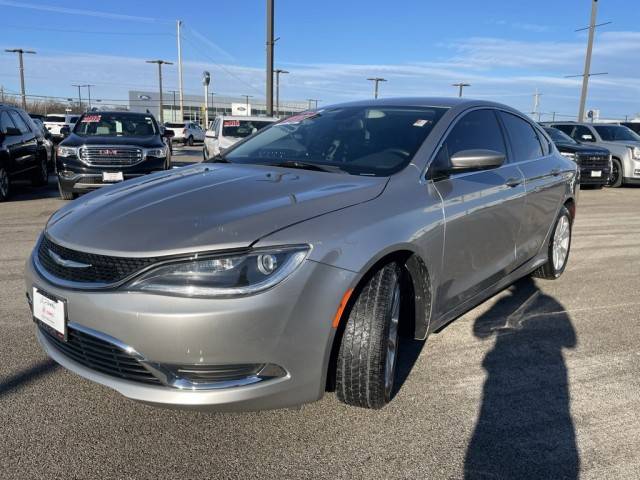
[128,90,308,125]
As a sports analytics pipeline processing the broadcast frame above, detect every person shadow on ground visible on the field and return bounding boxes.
[464,277,580,479]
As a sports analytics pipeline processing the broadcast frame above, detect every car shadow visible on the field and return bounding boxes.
[7,177,60,202]
[464,277,579,479]
[0,359,58,397]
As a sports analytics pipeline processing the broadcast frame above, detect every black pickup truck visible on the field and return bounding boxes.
[56,111,174,199]
[543,126,611,188]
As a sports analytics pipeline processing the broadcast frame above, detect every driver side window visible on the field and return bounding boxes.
[432,109,506,173]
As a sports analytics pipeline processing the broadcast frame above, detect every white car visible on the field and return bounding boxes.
[43,113,80,141]
[203,116,277,159]
[164,121,205,146]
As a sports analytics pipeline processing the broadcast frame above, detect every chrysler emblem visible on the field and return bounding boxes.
[48,249,92,269]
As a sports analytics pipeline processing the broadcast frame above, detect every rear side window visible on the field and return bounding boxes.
[499,112,543,162]
[45,115,65,123]
[552,124,574,136]
[8,111,31,134]
[0,111,17,134]
[444,109,506,158]
[573,125,595,142]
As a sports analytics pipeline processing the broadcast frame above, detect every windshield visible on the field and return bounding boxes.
[165,122,185,128]
[593,125,640,142]
[220,106,448,176]
[74,113,158,137]
[544,127,577,144]
[45,115,65,123]
[222,120,274,138]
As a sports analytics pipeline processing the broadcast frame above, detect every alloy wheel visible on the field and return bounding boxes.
[552,215,571,271]
[384,281,401,399]
[0,168,9,199]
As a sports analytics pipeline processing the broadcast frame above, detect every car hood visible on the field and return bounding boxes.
[45,163,387,256]
[61,134,162,147]
[596,140,640,150]
[556,142,610,154]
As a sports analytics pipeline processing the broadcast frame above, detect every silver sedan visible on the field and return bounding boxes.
[26,98,578,410]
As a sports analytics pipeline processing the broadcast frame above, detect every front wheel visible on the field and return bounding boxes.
[57,179,75,200]
[607,157,623,188]
[187,135,194,146]
[335,263,401,409]
[0,167,10,201]
[532,205,572,279]
[31,155,49,187]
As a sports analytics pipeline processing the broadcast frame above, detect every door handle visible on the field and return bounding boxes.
[550,168,561,177]
[505,177,522,188]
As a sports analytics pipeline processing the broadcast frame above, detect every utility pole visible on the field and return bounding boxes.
[202,71,211,128]
[86,84,94,110]
[241,95,253,115]
[452,82,471,97]
[177,20,184,122]
[146,60,173,123]
[367,77,387,99]
[274,69,289,117]
[307,99,320,110]
[551,112,557,121]
[575,0,611,122]
[266,0,275,116]
[5,48,36,110]
[71,84,84,112]
[532,89,543,121]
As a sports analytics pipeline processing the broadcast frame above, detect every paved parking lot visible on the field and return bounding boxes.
[1,166,639,479]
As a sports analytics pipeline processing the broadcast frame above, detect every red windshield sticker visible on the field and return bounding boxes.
[413,119,431,127]
[82,115,101,123]
[223,120,240,127]
[279,111,318,125]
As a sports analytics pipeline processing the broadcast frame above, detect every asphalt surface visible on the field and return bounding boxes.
[2,156,640,479]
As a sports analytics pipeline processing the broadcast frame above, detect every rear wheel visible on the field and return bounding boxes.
[532,205,572,280]
[607,157,623,188]
[336,263,401,409]
[187,135,194,146]
[0,167,10,201]
[31,155,49,187]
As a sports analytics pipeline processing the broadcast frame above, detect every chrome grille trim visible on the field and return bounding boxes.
[79,145,144,167]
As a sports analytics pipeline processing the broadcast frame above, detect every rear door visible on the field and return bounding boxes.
[432,108,526,315]
[499,111,566,263]
[0,111,23,174]
[8,110,38,172]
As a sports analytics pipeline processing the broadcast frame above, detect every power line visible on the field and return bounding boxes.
[3,24,172,36]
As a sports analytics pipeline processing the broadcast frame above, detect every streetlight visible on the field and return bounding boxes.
[146,59,174,123]
[85,84,95,110]
[274,69,289,117]
[241,95,253,116]
[5,48,36,109]
[367,77,387,99]
[202,71,211,128]
[452,82,471,97]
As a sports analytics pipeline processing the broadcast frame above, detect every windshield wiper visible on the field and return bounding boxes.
[267,160,345,174]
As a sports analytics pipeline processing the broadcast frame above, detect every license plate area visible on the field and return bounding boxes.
[102,171,124,182]
[591,170,602,177]
[33,287,67,341]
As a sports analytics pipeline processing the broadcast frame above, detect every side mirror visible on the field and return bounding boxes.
[60,125,71,137]
[3,127,22,137]
[449,149,505,171]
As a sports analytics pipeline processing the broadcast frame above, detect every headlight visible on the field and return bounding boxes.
[632,146,640,160]
[144,146,168,158]
[560,152,576,161]
[56,146,77,157]
[126,246,310,297]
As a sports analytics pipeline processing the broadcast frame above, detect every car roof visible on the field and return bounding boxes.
[321,96,516,110]
[217,115,278,121]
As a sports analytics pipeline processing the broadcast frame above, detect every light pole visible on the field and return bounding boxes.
[5,48,36,109]
[266,0,275,116]
[146,59,173,123]
[202,71,211,128]
[307,99,320,110]
[241,95,253,116]
[367,77,387,99]
[86,84,94,110]
[274,69,289,117]
[71,84,85,112]
[452,82,471,97]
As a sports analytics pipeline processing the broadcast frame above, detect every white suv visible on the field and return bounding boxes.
[204,116,277,159]
[44,113,80,141]
[164,121,205,146]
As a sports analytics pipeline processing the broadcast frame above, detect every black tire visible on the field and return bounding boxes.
[31,155,49,187]
[532,205,572,280]
[57,179,75,200]
[187,135,194,146]
[336,263,402,409]
[607,157,623,188]
[203,147,208,161]
[0,166,10,202]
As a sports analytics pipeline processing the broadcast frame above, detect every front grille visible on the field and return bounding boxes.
[577,153,610,170]
[39,323,161,385]
[37,236,157,285]
[79,146,143,166]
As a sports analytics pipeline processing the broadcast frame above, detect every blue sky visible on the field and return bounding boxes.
[1,0,639,119]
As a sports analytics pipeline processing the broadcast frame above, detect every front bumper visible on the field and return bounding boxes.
[56,155,167,192]
[26,253,356,411]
